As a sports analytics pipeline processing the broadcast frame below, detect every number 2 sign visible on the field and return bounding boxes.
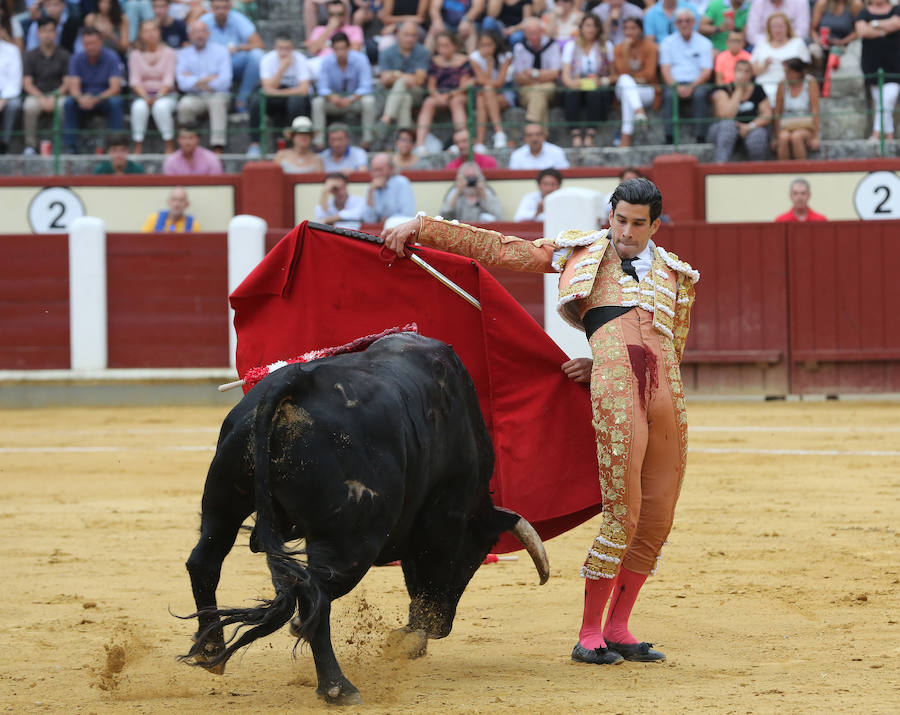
[27,187,86,233]
[853,171,900,220]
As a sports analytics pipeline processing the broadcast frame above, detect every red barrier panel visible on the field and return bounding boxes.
[661,222,790,394]
[789,221,900,394]
[0,234,69,369]
[106,234,229,368]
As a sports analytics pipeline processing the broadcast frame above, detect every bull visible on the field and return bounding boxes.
[183,333,549,705]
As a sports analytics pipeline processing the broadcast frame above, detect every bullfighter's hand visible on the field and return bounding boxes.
[381,218,420,258]
[561,357,593,383]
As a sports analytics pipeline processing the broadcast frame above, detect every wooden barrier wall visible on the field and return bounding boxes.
[2,221,897,395]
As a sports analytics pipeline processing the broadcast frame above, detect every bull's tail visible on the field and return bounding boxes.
[185,376,325,670]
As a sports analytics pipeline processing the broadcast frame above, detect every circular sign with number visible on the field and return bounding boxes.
[853,171,900,220]
[27,186,86,233]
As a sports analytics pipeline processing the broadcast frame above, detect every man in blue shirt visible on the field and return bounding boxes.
[378,21,430,137]
[311,32,376,150]
[644,0,700,44]
[363,153,417,223]
[176,20,233,150]
[201,0,265,114]
[62,27,124,153]
[659,9,713,144]
[318,123,369,173]
[25,0,79,53]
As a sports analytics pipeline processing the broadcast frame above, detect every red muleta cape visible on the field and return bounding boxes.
[230,221,602,553]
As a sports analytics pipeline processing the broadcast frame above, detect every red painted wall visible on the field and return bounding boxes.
[0,234,69,369]
[106,234,229,368]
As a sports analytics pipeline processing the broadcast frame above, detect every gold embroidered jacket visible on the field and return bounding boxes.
[415,215,699,361]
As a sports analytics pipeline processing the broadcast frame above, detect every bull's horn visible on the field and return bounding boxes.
[508,517,550,585]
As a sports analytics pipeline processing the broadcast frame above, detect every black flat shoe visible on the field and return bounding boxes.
[571,642,624,665]
[605,641,666,662]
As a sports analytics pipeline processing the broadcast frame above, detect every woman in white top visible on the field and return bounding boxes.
[773,57,821,159]
[751,12,811,104]
[469,30,513,151]
[560,13,614,147]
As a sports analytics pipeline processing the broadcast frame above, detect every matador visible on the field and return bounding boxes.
[383,178,698,666]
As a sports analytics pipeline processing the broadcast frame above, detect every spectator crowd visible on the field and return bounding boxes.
[0,0,897,169]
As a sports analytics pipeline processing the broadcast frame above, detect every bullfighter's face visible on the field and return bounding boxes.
[609,200,660,259]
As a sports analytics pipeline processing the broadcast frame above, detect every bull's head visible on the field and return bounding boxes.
[403,502,549,639]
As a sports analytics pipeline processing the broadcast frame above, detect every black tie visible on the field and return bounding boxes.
[621,257,639,282]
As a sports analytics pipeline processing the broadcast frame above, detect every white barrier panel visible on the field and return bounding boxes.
[542,188,605,359]
[227,215,268,369]
[68,216,108,371]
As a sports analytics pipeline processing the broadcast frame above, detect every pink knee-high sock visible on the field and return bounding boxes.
[578,576,616,649]
[602,567,648,645]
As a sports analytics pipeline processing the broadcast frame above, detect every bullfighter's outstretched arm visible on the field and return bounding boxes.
[382,215,557,274]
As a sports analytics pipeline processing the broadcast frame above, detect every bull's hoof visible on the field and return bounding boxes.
[316,678,362,706]
[384,627,427,660]
[190,636,226,674]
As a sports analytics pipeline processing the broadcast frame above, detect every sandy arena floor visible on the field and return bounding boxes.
[0,401,898,713]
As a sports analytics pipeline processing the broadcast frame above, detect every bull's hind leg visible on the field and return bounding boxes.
[185,497,252,672]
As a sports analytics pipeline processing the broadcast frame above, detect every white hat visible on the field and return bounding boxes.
[289,116,313,134]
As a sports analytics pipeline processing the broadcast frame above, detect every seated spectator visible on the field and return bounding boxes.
[482,0,532,47]
[130,19,177,154]
[306,0,364,56]
[0,29,21,154]
[708,58,770,162]
[313,171,367,228]
[414,29,472,155]
[152,0,189,48]
[304,0,349,37]
[312,32,377,149]
[469,30,511,151]
[392,125,429,169]
[363,152,417,222]
[378,20,430,138]
[775,177,827,221]
[201,0,264,113]
[22,17,70,155]
[561,14,613,147]
[63,27,124,153]
[176,20,231,151]
[809,0,860,72]
[93,133,145,172]
[773,57,819,159]
[142,185,201,231]
[659,9,713,143]
[247,30,312,157]
[700,0,750,53]
[612,16,656,148]
[645,0,700,44]
[543,0,583,44]
[26,0,79,53]
[163,121,224,173]
[508,121,569,169]
[513,167,561,221]
[714,29,751,84]
[746,0,809,47]
[83,0,130,60]
[445,126,497,169]
[274,115,324,172]
[856,0,900,142]
[440,161,504,222]
[318,121,368,172]
[379,0,430,41]
[428,0,485,53]
[121,1,156,43]
[512,17,561,126]
[751,12,809,104]
[592,0,643,46]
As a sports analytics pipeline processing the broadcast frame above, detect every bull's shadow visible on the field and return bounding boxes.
[179,334,549,705]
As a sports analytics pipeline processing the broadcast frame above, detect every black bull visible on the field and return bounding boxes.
[183,333,550,704]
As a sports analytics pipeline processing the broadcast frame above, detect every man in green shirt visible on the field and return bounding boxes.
[700,0,750,52]
[93,134,145,175]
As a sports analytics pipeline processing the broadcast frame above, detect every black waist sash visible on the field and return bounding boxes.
[582,306,634,340]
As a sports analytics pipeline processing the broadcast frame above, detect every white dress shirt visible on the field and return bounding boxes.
[313,194,367,230]
[508,141,570,170]
[611,239,656,282]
